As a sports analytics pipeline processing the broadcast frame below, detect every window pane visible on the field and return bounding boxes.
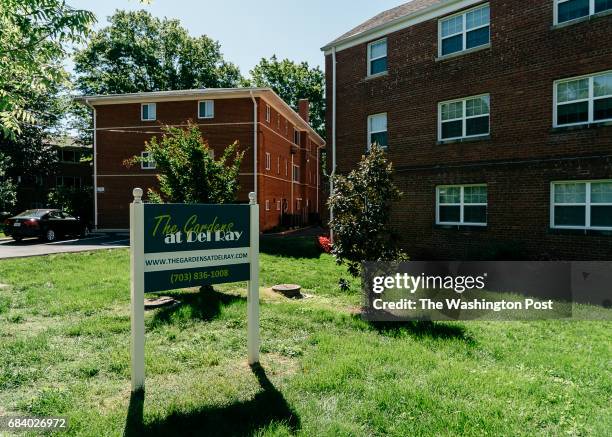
[591,206,612,227]
[370,57,388,75]
[594,73,612,97]
[595,0,612,13]
[558,0,590,23]
[441,15,463,37]
[466,26,490,49]
[555,183,586,203]
[441,101,463,120]
[370,132,388,148]
[464,205,487,224]
[464,186,487,204]
[591,182,612,203]
[594,98,612,121]
[466,96,490,116]
[439,187,461,204]
[466,116,489,136]
[442,120,463,139]
[370,40,387,59]
[142,105,149,119]
[557,102,589,125]
[441,34,463,56]
[369,114,387,132]
[466,6,490,29]
[439,206,461,223]
[555,206,586,226]
[557,78,589,103]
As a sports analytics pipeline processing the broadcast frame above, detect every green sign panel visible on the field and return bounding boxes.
[142,204,251,292]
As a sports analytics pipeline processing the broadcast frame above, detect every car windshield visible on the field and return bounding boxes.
[15,210,50,218]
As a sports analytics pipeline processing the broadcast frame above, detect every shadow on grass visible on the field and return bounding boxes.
[124,364,300,437]
[366,319,476,344]
[149,289,244,327]
[260,236,321,259]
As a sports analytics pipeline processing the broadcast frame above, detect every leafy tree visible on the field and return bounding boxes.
[249,56,325,137]
[328,145,405,278]
[0,0,95,137]
[127,124,244,204]
[47,184,93,223]
[73,10,242,96]
[0,152,17,212]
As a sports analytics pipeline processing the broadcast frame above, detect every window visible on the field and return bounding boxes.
[437,185,488,226]
[141,103,156,121]
[439,4,490,57]
[294,129,301,146]
[198,100,214,119]
[367,38,387,76]
[285,159,288,176]
[285,120,288,135]
[551,180,612,230]
[56,176,82,188]
[292,165,300,182]
[265,152,271,171]
[35,175,43,186]
[266,104,271,123]
[265,200,270,211]
[276,200,281,211]
[367,113,388,150]
[277,114,280,130]
[59,149,78,163]
[141,151,156,170]
[439,94,490,141]
[555,0,612,24]
[554,71,612,127]
[277,156,280,174]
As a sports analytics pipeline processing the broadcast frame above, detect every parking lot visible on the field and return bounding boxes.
[0,234,129,259]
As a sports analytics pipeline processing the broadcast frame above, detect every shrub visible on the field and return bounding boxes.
[317,235,332,253]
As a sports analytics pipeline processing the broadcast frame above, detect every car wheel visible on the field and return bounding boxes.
[45,229,57,242]
[12,236,23,242]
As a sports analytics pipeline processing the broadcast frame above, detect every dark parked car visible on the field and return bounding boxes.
[3,209,89,242]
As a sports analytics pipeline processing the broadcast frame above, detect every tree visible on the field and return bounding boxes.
[249,56,325,137]
[73,10,242,96]
[127,124,244,204]
[0,0,95,137]
[47,184,93,223]
[0,152,17,212]
[328,145,405,278]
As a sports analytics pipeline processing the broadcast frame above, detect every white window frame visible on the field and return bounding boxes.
[292,164,300,182]
[265,152,271,171]
[276,200,281,211]
[438,94,490,141]
[436,184,488,226]
[141,151,156,170]
[438,3,490,58]
[367,38,387,77]
[198,100,214,119]
[554,0,611,25]
[553,70,612,128]
[265,200,270,211]
[550,180,612,230]
[367,112,388,150]
[141,103,156,121]
[266,104,271,123]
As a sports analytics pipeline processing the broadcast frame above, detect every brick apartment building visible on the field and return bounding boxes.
[78,88,325,231]
[323,0,612,260]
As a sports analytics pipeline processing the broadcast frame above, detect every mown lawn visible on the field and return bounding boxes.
[0,238,610,436]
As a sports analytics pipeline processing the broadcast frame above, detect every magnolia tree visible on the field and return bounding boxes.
[328,144,405,279]
[127,124,244,204]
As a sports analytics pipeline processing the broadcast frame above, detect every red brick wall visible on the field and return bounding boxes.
[325,0,612,260]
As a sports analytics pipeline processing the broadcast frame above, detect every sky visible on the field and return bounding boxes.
[70,0,409,76]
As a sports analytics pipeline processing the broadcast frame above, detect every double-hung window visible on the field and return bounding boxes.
[292,165,300,182]
[555,71,612,127]
[555,0,612,24]
[265,152,271,171]
[439,4,490,57]
[367,38,387,76]
[551,181,612,230]
[141,151,156,170]
[439,94,490,141]
[294,129,301,146]
[437,185,488,226]
[141,103,156,121]
[266,104,271,123]
[367,113,388,150]
[198,100,214,119]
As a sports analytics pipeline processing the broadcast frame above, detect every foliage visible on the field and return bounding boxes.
[47,185,93,223]
[249,55,325,137]
[0,0,95,137]
[328,144,405,277]
[127,124,244,204]
[0,152,17,211]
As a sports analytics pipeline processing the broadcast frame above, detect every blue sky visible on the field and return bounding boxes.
[71,0,408,76]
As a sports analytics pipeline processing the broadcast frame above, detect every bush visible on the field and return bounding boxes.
[317,235,332,253]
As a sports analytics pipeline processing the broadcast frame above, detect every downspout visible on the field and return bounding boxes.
[330,46,337,242]
[249,91,258,200]
[84,99,98,229]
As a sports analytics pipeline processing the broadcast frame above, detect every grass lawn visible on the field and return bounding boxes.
[0,238,610,436]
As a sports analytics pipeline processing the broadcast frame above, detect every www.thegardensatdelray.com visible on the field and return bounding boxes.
[372,298,555,312]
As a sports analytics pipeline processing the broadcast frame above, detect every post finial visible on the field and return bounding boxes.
[248,192,257,205]
[133,188,143,203]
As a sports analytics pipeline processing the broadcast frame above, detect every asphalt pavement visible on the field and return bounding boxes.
[0,234,129,259]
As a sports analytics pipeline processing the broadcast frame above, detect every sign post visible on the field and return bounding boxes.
[129,188,260,392]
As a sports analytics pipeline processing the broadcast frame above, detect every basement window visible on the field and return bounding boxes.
[439,4,490,57]
[141,103,156,121]
[436,184,487,226]
[551,180,612,230]
[555,0,612,25]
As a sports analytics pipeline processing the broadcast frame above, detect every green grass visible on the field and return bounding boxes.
[0,238,610,436]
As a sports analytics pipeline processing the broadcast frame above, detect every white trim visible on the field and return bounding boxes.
[197,100,214,119]
[367,38,388,77]
[553,70,612,128]
[265,104,271,123]
[140,103,156,121]
[141,151,156,170]
[550,179,612,230]
[438,94,490,141]
[438,3,490,58]
[436,184,488,226]
[265,152,271,171]
[554,0,611,25]
[367,112,388,150]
